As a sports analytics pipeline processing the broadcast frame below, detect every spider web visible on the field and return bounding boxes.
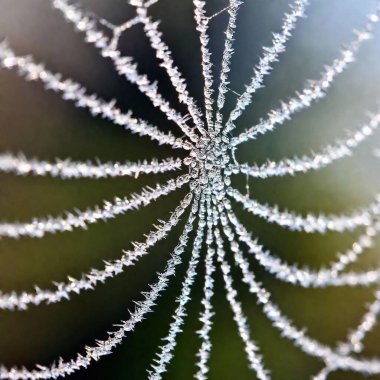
[0,0,380,379]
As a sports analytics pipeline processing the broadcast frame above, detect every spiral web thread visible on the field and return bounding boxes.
[0,0,380,378]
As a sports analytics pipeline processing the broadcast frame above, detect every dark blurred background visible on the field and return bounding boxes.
[0,0,380,379]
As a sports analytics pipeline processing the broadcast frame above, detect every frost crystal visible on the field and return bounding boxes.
[0,0,380,379]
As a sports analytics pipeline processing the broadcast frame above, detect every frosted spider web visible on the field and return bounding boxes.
[0,0,380,379]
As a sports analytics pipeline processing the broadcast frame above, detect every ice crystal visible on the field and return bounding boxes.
[0,0,380,379]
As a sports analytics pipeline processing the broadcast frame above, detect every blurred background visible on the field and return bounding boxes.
[0,0,380,378]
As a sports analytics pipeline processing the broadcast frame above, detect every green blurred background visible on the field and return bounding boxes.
[0,0,380,378]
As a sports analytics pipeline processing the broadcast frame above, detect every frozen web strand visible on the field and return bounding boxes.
[131,1,207,137]
[224,188,380,284]
[0,153,182,179]
[226,205,380,288]
[339,288,380,355]
[313,287,380,380]
[213,0,242,134]
[51,0,197,144]
[321,267,380,287]
[228,187,380,234]
[0,174,189,239]
[235,108,380,178]
[225,0,308,135]
[213,209,269,380]
[233,5,380,146]
[193,0,214,130]
[148,196,206,380]
[0,191,193,311]
[218,206,380,376]
[0,41,184,150]
[194,194,215,380]
[0,193,200,380]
